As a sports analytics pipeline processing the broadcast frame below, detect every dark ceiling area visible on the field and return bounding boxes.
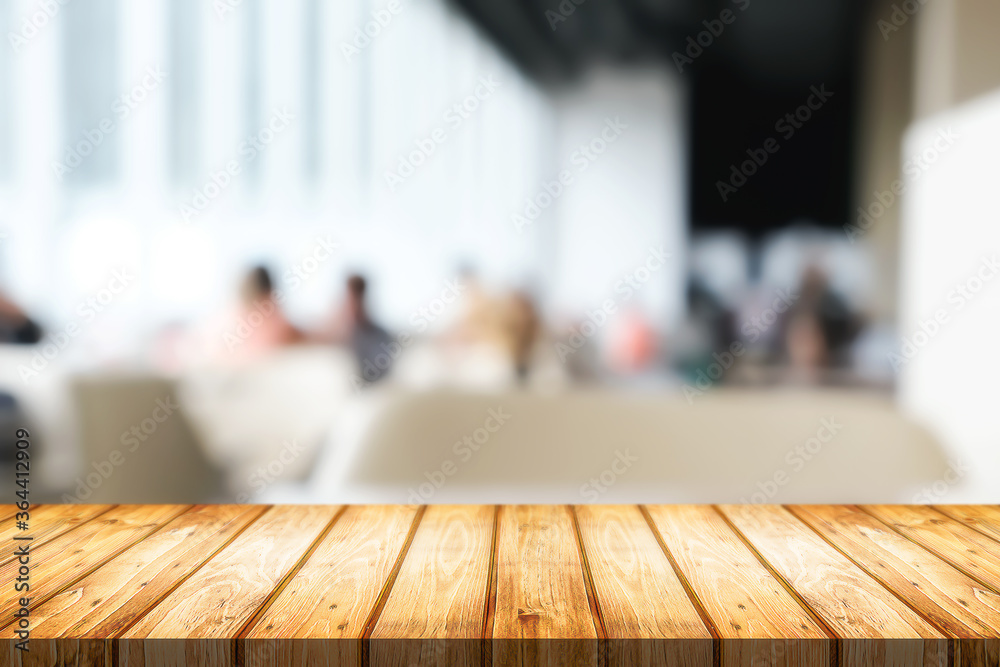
[451,0,871,234]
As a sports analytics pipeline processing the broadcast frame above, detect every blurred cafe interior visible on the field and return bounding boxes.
[0,0,997,505]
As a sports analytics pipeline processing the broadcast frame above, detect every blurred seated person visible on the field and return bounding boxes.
[0,291,42,344]
[321,274,394,385]
[780,265,863,382]
[192,265,304,366]
[498,290,540,382]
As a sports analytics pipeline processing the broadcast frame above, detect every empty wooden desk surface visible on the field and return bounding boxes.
[1,504,999,666]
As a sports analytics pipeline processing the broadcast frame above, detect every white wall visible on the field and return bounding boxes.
[545,66,687,331]
[898,89,1000,502]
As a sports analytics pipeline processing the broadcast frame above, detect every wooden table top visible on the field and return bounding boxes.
[2,504,1000,666]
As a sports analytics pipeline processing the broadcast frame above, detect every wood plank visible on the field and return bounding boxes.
[0,504,114,566]
[864,505,1000,594]
[934,505,1000,546]
[0,505,188,625]
[491,505,598,667]
[0,505,17,523]
[719,504,947,666]
[119,505,339,667]
[369,505,495,667]
[6,504,264,667]
[795,505,1000,667]
[645,504,830,666]
[574,505,713,667]
[241,504,420,667]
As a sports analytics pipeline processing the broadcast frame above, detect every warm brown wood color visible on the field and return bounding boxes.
[574,505,713,666]
[719,504,948,666]
[645,504,830,666]
[2,504,999,667]
[491,505,597,666]
[369,505,495,667]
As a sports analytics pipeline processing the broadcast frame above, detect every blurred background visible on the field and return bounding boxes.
[0,0,997,505]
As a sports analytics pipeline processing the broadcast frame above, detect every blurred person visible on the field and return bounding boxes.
[0,291,42,344]
[498,290,540,382]
[779,265,863,381]
[191,265,304,366]
[324,274,394,385]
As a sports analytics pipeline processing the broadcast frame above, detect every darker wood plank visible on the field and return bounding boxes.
[369,505,496,667]
[491,505,598,667]
[574,505,713,667]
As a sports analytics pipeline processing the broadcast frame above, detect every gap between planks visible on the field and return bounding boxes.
[712,505,840,667]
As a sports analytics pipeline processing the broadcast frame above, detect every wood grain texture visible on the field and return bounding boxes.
[794,505,1000,667]
[14,506,262,640]
[369,505,496,667]
[119,505,340,667]
[491,505,598,667]
[645,504,830,667]
[574,505,713,667]
[934,505,1000,545]
[3,504,999,667]
[864,505,1000,592]
[719,504,948,666]
[0,504,114,567]
[242,504,420,667]
[0,505,188,624]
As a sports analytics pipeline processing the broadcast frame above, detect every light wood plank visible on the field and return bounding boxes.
[370,505,495,667]
[719,504,947,665]
[796,505,1000,667]
[242,504,420,667]
[0,504,114,567]
[645,504,830,666]
[11,505,262,645]
[865,505,1000,594]
[491,505,598,667]
[119,505,340,667]
[934,505,1000,546]
[574,505,713,667]
[0,505,188,625]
